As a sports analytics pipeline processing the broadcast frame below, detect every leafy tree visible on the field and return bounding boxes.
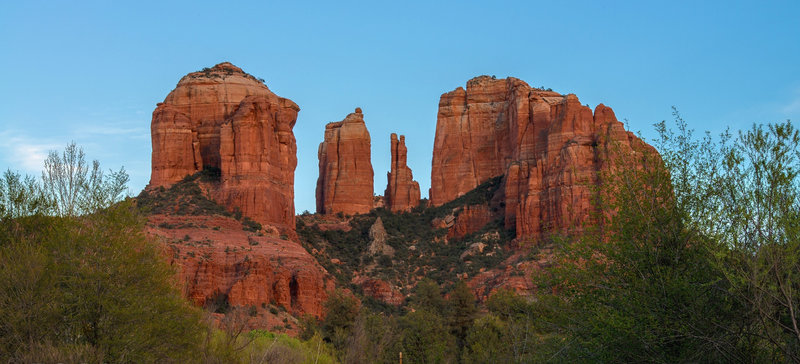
[447,280,477,355]
[399,309,457,364]
[343,311,401,364]
[536,113,746,362]
[0,143,203,363]
[462,314,510,363]
[712,121,800,361]
[321,289,360,352]
[409,278,446,315]
[0,169,48,219]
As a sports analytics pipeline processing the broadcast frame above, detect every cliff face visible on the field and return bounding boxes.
[145,213,332,318]
[316,108,374,215]
[384,133,421,212]
[149,62,299,233]
[430,77,544,206]
[216,95,298,232]
[431,76,653,239]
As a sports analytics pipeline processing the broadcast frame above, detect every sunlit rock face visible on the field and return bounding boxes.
[146,214,332,318]
[316,108,374,215]
[149,62,299,233]
[385,133,420,212]
[431,76,655,239]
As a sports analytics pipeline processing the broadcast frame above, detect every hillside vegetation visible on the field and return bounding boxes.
[297,175,513,299]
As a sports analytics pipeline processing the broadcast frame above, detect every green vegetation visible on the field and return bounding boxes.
[0,143,339,363]
[137,173,228,217]
[526,114,800,362]
[137,169,262,232]
[0,143,202,362]
[297,175,512,297]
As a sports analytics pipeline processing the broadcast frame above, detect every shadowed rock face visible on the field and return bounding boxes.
[385,133,421,212]
[431,76,655,239]
[316,108,374,215]
[149,62,299,233]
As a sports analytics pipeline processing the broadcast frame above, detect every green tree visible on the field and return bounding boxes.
[343,311,401,364]
[409,278,446,315]
[0,169,48,219]
[321,289,360,353]
[399,309,457,364]
[713,121,800,361]
[462,314,510,363]
[0,143,203,363]
[447,280,477,356]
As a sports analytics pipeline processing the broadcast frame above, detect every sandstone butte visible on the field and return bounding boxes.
[430,76,655,240]
[149,62,299,234]
[316,108,374,215]
[384,133,421,212]
[147,63,333,319]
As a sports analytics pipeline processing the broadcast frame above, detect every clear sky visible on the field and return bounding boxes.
[1,1,799,213]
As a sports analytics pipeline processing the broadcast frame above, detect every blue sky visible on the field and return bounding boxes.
[1,1,798,213]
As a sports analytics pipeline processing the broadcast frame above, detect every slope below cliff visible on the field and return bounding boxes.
[137,172,334,330]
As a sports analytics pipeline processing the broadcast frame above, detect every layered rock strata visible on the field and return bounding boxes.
[384,134,421,212]
[431,76,653,239]
[149,62,299,233]
[146,214,332,317]
[316,108,374,215]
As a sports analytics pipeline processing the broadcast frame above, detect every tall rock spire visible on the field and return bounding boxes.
[316,107,375,215]
[385,133,420,212]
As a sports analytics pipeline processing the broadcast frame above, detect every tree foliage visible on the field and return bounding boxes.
[531,113,800,362]
[0,143,202,363]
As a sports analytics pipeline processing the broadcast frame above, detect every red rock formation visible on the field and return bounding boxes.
[146,214,333,318]
[430,77,541,206]
[215,95,299,232]
[356,277,404,305]
[150,104,201,185]
[431,76,654,240]
[447,204,494,240]
[385,133,421,212]
[316,108,374,215]
[149,62,299,233]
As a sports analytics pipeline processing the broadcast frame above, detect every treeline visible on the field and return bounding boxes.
[305,281,552,363]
